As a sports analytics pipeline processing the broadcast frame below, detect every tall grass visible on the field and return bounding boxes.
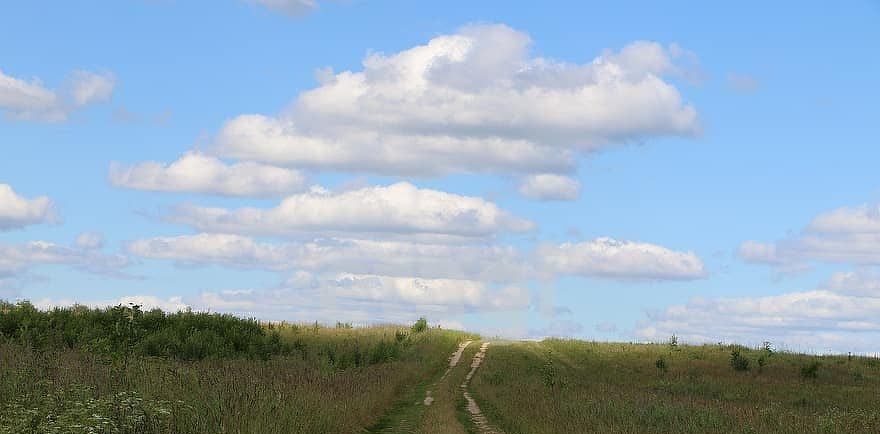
[0,301,475,433]
[470,339,880,434]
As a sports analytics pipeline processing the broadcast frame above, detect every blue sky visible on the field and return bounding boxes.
[2,0,879,353]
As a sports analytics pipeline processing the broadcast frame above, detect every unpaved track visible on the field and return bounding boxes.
[368,340,473,433]
[460,342,505,434]
[424,340,472,405]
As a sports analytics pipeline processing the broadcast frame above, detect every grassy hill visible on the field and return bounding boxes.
[2,301,879,433]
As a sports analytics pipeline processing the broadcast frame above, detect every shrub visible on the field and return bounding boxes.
[655,357,668,374]
[411,317,428,333]
[801,360,821,379]
[730,349,751,372]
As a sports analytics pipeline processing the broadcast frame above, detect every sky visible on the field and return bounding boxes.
[2,0,879,354]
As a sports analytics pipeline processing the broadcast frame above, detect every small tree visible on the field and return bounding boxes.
[411,317,428,333]
[730,348,750,372]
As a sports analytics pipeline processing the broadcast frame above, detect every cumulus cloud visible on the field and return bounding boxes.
[0,184,57,230]
[166,182,534,240]
[213,24,699,176]
[823,269,880,297]
[192,272,529,323]
[75,232,105,250]
[518,174,581,201]
[0,68,115,121]
[109,152,307,197]
[740,203,880,269]
[247,0,318,16]
[637,288,880,354]
[127,233,530,282]
[537,237,706,280]
[129,232,706,283]
[0,240,130,279]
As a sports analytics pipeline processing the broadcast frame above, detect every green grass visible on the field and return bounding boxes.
[0,301,476,434]
[469,339,880,434]
[5,301,880,433]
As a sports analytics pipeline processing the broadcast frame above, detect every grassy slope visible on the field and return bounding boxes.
[0,302,476,434]
[470,339,880,434]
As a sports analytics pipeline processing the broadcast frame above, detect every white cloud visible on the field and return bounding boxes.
[109,152,307,197]
[166,182,534,240]
[0,68,115,121]
[518,174,581,201]
[66,70,116,107]
[192,272,529,323]
[740,203,880,269]
[213,24,699,176]
[823,269,880,297]
[0,240,129,278]
[127,233,530,282]
[808,204,880,234]
[75,232,105,250]
[129,233,706,282]
[637,288,880,354]
[0,184,57,230]
[537,237,706,280]
[248,0,318,16]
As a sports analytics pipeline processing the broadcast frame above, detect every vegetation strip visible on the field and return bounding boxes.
[460,342,504,434]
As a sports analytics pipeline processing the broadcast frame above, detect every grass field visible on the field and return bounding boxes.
[470,339,880,434]
[2,302,880,433]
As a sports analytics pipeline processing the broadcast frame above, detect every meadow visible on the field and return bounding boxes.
[470,339,880,434]
[0,301,474,434]
[2,301,880,433]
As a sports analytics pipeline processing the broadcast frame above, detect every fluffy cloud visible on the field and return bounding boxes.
[0,240,129,279]
[129,233,706,282]
[823,269,880,297]
[127,233,530,282]
[166,182,534,240]
[0,184,57,230]
[247,0,318,16]
[740,203,880,269]
[75,232,105,250]
[213,25,699,176]
[637,288,880,355]
[109,152,307,197]
[0,68,115,121]
[193,272,529,322]
[518,174,581,201]
[537,237,706,280]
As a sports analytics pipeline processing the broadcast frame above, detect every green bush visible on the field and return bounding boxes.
[655,357,668,374]
[0,300,278,360]
[801,360,821,379]
[730,348,750,372]
[411,317,428,333]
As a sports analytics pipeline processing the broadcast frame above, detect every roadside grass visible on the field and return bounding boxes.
[417,342,480,434]
[0,301,476,434]
[469,339,880,434]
